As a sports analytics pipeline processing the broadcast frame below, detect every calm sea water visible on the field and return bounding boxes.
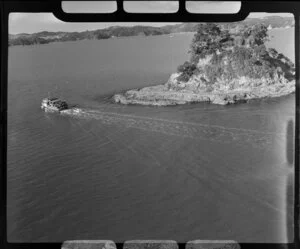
[7,29,295,243]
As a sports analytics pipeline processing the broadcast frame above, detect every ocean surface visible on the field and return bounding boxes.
[7,28,295,242]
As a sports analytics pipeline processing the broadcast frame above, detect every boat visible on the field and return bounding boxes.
[41,97,68,112]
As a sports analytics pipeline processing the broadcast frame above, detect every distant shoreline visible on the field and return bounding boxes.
[8,32,197,48]
[8,27,295,48]
[8,32,195,47]
[9,16,295,47]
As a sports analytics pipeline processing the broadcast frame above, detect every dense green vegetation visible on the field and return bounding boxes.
[189,23,233,62]
[176,23,295,84]
[177,61,198,82]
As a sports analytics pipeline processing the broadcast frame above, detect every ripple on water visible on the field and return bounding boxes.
[60,108,283,149]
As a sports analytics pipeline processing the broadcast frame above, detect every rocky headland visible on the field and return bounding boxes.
[113,23,295,106]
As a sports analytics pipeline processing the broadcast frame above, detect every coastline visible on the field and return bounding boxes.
[113,80,295,106]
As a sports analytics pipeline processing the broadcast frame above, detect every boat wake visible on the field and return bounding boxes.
[60,108,284,149]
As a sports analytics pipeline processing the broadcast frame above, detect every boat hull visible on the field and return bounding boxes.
[41,98,69,112]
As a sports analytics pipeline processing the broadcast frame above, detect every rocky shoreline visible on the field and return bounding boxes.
[113,78,295,106]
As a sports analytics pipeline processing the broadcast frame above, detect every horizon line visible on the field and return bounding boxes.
[9,15,294,36]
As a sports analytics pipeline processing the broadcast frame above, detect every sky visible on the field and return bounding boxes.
[9,1,293,34]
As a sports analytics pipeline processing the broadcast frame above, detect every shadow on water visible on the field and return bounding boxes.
[286,119,294,244]
[286,174,294,245]
[286,120,294,166]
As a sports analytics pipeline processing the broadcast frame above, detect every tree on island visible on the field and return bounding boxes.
[189,23,233,62]
[176,23,294,84]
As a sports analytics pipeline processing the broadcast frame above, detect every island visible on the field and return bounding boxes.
[113,23,295,106]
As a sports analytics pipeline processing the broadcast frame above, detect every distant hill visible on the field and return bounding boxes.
[9,16,295,46]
